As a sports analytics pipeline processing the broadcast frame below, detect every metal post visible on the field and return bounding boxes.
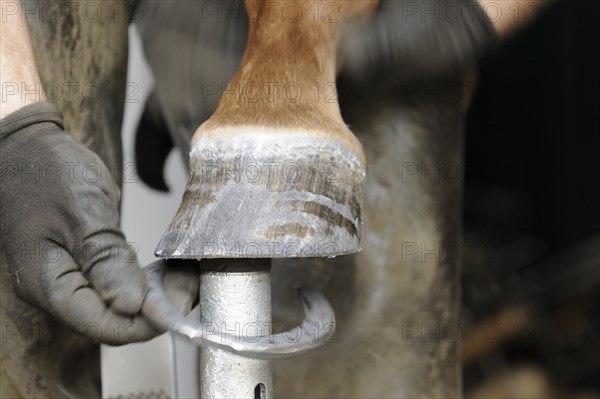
[199,259,273,399]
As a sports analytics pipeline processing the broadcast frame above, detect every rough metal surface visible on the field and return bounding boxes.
[199,260,272,398]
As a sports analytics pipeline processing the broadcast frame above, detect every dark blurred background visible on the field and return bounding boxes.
[463,0,599,396]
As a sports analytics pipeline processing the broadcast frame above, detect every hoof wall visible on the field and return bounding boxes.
[155,132,365,259]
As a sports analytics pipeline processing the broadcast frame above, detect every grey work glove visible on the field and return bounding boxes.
[0,102,198,345]
[341,0,498,84]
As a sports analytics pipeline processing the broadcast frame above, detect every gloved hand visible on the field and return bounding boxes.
[341,0,498,84]
[0,102,198,345]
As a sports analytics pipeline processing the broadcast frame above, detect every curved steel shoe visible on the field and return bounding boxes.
[142,261,336,359]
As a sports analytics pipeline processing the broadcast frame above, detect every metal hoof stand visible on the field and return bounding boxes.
[143,260,336,398]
